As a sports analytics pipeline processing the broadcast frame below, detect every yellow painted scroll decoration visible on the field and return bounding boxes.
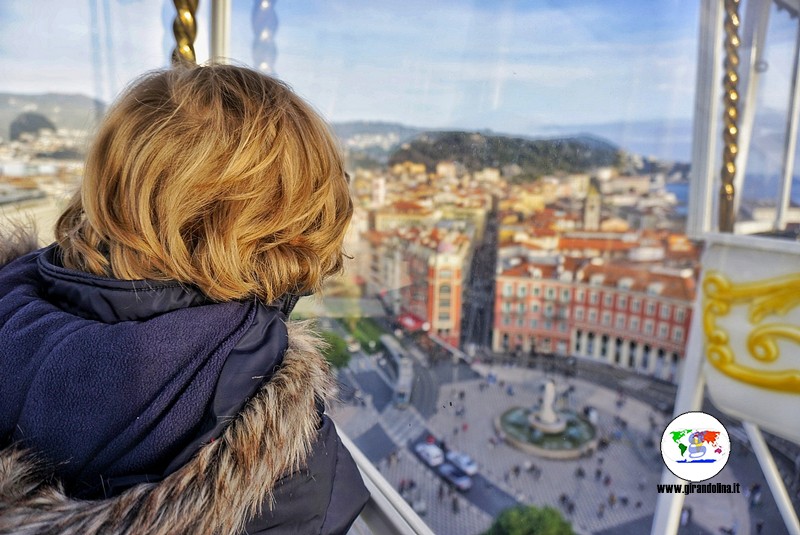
[703,270,800,393]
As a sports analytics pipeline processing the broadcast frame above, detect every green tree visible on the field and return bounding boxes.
[484,505,574,535]
[321,331,351,369]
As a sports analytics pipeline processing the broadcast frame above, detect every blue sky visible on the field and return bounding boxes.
[0,1,796,161]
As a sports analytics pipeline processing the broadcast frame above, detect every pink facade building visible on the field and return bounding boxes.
[365,225,472,348]
[492,242,697,383]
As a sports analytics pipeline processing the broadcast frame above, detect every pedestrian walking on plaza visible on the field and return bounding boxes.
[452,496,460,514]
[750,484,762,507]
[595,468,602,481]
[597,503,605,518]
[680,507,689,527]
[438,484,445,502]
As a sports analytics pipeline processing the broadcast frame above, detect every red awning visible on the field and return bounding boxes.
[399,313,426,331]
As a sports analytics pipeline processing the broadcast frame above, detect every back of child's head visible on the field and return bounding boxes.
[56,64,353,303]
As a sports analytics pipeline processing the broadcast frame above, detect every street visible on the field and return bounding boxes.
[330,344,792,535]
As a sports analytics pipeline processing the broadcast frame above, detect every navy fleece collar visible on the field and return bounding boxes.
[38,245,213,323]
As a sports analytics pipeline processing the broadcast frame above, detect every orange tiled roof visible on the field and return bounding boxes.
[562,256,587,274]
[580,263,696,301]
[388,200,429,213]
[362,230,388,246]
[499,260,558,279]
[558,237,637,252]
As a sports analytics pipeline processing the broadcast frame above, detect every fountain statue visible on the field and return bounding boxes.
[495,378,598,460]
[528,380,567,434]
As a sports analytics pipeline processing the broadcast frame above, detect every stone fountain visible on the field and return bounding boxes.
[496,379,598,460]
[528,380,567,434]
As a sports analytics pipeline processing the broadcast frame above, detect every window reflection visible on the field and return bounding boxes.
[2,1,799,534]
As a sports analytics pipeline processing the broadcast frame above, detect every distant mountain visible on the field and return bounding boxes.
[331,121,422,168]
[332,121,421,141]
[0,93,104,141]
[537,118,694,162]
[388,131,621,176]
[537,118,693,163]
[10,112,56,141]
[0,94,692,180]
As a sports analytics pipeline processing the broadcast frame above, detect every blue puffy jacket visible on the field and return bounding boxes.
[0,243,369,534]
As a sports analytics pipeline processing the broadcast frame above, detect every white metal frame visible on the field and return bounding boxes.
[689,0,800,237]
[776,14,800,230]
[731,0,771,221]
[655,1,800,533]
[338,426,435,535]
[686,0,724,238]
[209,0,231,63]
[651,234,800,535]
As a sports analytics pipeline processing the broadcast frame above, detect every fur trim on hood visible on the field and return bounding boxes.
[0,321,335,535]
[0,225,38,270]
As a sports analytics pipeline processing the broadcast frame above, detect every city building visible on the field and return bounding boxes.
[491,232,698,383]
[364,223,474,347]
[570,262,695,381]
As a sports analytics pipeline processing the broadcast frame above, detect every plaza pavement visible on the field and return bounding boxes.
[330,358,494,535]
[466,363,758,535]
[330,354,762,534]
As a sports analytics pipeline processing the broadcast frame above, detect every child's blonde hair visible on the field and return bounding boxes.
[56,64,352,303]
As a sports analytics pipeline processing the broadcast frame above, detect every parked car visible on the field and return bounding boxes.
[437,462,473,492]
[414,442,444,467]
[445,451,478,476]
[345,335,361,353]
[400,488,427,516]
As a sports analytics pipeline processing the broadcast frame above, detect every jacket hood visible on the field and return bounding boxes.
[0,320,337,535]
[0,246,285,497]
[37,245,215,323]
[0,226,37,271]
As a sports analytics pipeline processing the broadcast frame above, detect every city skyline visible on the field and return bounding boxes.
[1,1,798,161]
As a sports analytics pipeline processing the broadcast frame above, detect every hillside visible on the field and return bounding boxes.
[0,95,631,181]
[388,131,621,177]
[332,120,420,141]
[0,93,104,141]
[332,121,422,168]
